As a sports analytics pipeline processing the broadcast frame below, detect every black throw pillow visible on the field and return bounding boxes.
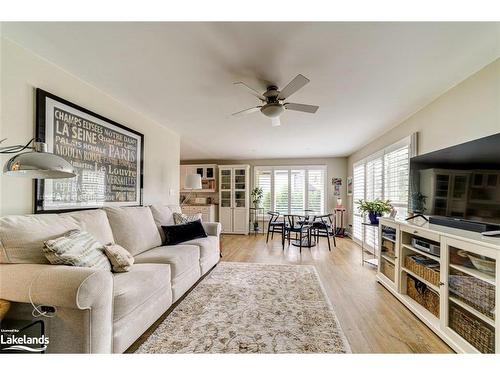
[161,220,207,246]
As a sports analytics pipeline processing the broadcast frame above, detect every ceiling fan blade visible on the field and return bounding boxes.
[284,103,319,114]
[231,106,262,116]
[278,74,310,100]
[233,81,265,100]
[271,117,281,127]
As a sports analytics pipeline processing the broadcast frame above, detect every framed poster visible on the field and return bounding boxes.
[35,89,144,213]
[332,177,342,197]
[347,176,353,196]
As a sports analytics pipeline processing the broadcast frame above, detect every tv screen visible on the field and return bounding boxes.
[409,133,500,225]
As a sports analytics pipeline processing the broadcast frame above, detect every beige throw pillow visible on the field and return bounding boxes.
[43,229,111,271]
[104,244,134,272]
[173,212,202,225]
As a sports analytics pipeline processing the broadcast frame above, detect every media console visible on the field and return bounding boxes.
[377,216,500,353]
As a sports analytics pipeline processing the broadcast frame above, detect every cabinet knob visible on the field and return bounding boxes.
[413,230,418,234]
[439,282,445,286]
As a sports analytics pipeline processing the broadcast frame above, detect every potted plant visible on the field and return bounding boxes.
[355,199,392,224]
[251,187,263,231]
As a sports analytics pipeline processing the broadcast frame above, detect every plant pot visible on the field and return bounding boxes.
[368,211,381,225]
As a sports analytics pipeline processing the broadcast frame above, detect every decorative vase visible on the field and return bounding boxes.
[368,211,380,225]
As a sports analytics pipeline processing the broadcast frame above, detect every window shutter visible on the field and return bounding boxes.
[274,170,289,213]
[255,169,272,213]
[352,163,365,242]
[290,169,305,212]
[384,145,410,217]
[307,169,325,213]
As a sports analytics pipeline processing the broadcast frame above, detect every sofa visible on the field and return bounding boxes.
[0,204,221,353]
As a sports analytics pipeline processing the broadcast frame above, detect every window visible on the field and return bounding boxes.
[254,166,326,214]
[352,135,416,248]
[255,169,272,213]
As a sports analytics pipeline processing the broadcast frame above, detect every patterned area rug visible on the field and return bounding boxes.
[136,262,351,353]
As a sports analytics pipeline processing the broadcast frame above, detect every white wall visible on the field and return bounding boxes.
[346,58,500,224]
[0,37,180,215]
[182,157,347,214]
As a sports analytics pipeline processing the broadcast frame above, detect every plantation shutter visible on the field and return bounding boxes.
[384,145,410,218]
[274,170,289,213]
[307,169,325,213]
[352,163,365,242]
[255,169,272,213]
[290,169,306,212]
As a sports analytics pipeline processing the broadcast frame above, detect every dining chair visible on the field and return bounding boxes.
[310,213,337,251]
[284,214,312,253]
[266,211,285,249]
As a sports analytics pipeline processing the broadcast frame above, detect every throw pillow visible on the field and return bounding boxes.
[104,243,134,272]
[162,220,207,246]
[173,212,202,225]
[43,229,111,271]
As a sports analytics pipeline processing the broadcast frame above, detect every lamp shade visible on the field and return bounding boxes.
[3,151,76,179]
[184,174,202,190]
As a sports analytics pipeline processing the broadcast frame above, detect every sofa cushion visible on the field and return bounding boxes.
[43,229,112,271]
[60,209,114,245]
[134,245,200,280]
[104,244,134,272]
[104,206,161,256]
[162,220,207,246]
[181,235,220,264]
[0,214,80,264]
[150,204,181,243]
[112,263,171,321]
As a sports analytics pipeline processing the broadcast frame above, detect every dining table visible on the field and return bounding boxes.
[281,210,323,248]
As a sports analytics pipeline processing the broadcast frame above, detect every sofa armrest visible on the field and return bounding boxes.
[202,222,221,237]
[0,263,113,353]
[0,263,113,310]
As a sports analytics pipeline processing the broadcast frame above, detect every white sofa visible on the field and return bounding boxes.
[0,204,221,353]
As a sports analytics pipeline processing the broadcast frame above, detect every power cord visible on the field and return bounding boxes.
[28,270,57,318]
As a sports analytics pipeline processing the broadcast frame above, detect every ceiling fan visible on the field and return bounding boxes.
[232,74,319,127]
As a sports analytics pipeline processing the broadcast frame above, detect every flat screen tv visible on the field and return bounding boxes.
[409,133,500,232]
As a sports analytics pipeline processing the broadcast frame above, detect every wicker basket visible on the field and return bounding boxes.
[407,275,440,317]
[381,239,395,257]
[405,256,440,287]
[449,302,495,353]
[449,271,496,319]
[381,259,395,282]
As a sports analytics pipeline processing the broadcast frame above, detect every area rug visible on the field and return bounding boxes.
[136,261,351,353]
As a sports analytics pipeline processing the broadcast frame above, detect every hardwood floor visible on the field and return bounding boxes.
[220,233,453,353]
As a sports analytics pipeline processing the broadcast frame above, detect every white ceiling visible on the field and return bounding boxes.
[3,22,499,160]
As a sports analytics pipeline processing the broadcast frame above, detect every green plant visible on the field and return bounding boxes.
[355,199,392,215]
[411,192,427,213]
[251,187,263,208]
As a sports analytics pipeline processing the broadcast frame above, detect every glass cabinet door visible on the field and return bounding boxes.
[220,191,232,208]
[220,169,232,190]
[445,240,496,353]
[234,168,246,190]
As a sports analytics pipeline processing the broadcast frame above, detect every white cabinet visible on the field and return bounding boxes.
[181,205,216,222]
[377,217,500,353]
[180,164,217,192]
[219,165,250,234]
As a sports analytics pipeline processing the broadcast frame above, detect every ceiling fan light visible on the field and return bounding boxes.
[260,103,284,118]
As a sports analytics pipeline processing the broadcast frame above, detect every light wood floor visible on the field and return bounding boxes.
[221,233,453,353]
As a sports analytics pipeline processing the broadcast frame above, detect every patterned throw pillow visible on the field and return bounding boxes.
[43,229,111,271]
[173,212,202,225]
[104,243,134,272]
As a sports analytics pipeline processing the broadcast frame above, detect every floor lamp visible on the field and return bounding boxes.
[181,174,202,207]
